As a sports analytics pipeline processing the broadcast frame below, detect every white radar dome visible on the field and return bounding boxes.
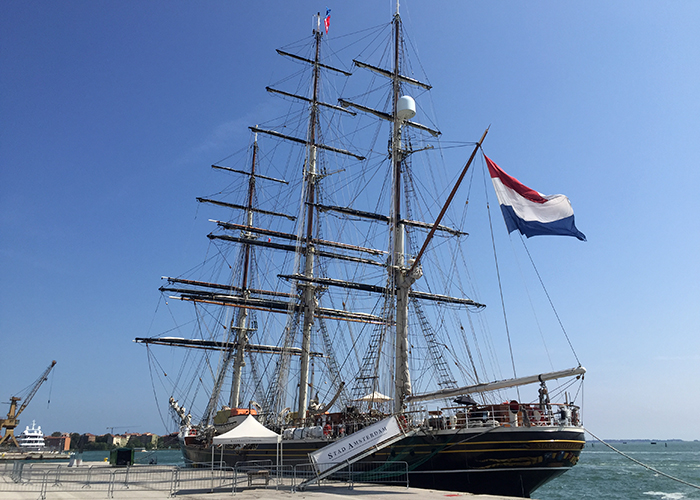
[397,95,416,121]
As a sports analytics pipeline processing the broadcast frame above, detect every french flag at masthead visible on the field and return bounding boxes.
[324,8,331,34]
[485,155,586,241]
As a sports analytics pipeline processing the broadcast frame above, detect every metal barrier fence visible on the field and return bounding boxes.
[231,461,294,493]
[0,459,408,497]
[1,462,182,498]
[1,462,226,498]
[294,461,409,490]
[171,466,238,496]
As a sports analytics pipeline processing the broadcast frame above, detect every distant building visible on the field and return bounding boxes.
[44,434,71,452]
[142,433,158,448]
[45,431,169,450]
[124,432,158,448]
[161,432,179,448]
[107,434,128,447]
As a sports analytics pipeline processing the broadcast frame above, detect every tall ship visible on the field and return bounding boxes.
[137,6,587,498]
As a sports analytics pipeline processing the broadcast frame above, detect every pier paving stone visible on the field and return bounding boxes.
[0,485,528,500]
[1,461,528,500]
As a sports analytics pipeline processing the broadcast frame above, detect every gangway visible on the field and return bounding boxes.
[296,415,417,491]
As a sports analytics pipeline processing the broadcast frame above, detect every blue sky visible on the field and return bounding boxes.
[2,1,699,441]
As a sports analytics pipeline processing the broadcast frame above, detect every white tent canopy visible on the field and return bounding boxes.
[212,414,281,445]
[355,391,392,402]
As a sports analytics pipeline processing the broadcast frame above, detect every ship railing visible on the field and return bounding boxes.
[411,402,582,430]
[293,461,409,490]
[281,418,390,441]
[279,402,579,443]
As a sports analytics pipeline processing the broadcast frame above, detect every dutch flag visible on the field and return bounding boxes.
[485,155,586,241]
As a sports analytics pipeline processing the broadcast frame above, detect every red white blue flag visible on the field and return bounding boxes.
[324,8,331,34]
[485,155,586,241]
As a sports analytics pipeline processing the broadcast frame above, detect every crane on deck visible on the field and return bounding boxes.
[0,360,57,448]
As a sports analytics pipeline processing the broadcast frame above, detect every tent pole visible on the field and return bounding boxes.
[277,438,281,487]
[211,445,215,493]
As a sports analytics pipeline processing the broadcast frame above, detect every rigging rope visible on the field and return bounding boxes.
[507,235,554,371]
[585,428,700,491]
[484,171,520,401]
[146,347,171,432]
[518,235,581,366]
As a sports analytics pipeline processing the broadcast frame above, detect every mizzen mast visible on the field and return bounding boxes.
[339,6,438,414]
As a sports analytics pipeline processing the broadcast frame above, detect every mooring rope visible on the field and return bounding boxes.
[585,428,700,491]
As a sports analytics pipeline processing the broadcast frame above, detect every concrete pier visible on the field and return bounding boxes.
[0,451,68,461]
[0,484,528,500]
[0,461,531,500]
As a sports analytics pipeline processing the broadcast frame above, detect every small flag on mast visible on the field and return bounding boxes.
[485,155,586,241]
[324,8,331,34]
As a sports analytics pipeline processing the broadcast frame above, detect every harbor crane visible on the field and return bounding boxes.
[106,426,138,434]
[0,360,57,448]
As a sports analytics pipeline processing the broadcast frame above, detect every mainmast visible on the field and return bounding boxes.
[145,12,366,426]
[391,9,412,415]
[297,13,324,420]
[240,16,359,418]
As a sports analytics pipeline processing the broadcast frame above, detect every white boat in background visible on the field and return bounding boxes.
[17,421,46,451]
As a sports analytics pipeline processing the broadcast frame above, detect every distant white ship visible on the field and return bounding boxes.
[17,421,46,451]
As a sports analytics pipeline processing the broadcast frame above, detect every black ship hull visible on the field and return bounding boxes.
[181,425,584,498]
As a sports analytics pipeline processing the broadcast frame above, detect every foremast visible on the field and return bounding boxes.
[199,135,261,424]
[229,135,258,409]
